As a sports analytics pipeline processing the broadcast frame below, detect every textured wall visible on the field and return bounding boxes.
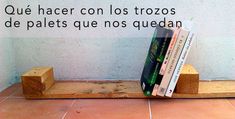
[13,38,149,80]
[0,0,234,87]
[13,36,235,80]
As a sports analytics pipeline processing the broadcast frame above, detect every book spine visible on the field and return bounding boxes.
[159,28,180,75]
[146,29,166,86]
[165,32,195,97]
[140,27,166,96]
[156,29,189,96]
[148,30,172,96]
[151,29,173,96]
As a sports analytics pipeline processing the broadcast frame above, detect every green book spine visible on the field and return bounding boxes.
[141,27,173,96]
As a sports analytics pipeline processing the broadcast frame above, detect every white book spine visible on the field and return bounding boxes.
[165,32,195,97]
[156,29,189,96]
[159,29,180,75]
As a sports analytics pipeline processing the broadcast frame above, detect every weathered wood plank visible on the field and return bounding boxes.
[21,65,235,99]
[23,80,235,99]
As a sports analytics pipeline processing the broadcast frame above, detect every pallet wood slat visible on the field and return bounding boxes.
[21,65,235,99]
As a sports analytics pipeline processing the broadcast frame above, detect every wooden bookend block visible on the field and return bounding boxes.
[175,64,199,94]
[21,67,55,96]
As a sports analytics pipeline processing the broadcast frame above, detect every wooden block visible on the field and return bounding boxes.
[175,64,199,94]
[21,67,55,96]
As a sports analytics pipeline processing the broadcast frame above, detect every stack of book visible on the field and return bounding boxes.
[140,24,194,97]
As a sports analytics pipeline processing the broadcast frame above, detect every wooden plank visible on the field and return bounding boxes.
[172,80,235,98]
[44,80,144,98]
[24,80,235,99]
[21,65,235,99]
[175,64,199,94]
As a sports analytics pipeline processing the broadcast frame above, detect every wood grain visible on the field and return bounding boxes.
[24,80,235,99]
[175,64,199,94]
[21,67,54,96]
[21,65,235,99]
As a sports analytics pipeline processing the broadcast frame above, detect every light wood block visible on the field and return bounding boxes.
[21,67,54,96]
[175,64,199,94]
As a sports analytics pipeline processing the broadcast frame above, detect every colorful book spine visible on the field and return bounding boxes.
[165,32,195,97]
[156,29,189,96]
[159,28,180,75]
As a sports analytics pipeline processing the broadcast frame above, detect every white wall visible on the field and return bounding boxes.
[13,38,149,80]
[0,39,16,91]
[0,1,16,91]
[0,0,235,84]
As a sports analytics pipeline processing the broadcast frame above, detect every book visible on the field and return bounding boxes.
[156,29,189,96]
[165,32,195,97]
[151,29,173,96]
[140,26,173,96]
[159,28,180,75]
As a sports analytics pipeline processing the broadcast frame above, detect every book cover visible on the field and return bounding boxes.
[140,26,173,96]
[165,32,195,97]
[156,29,189,96]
